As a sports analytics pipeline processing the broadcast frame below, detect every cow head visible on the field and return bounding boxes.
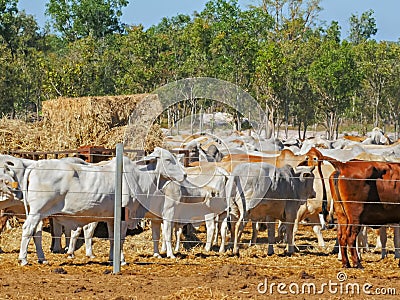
[137,147,186,182]
[294,165,316,200]
[300,147,335,223]
[0,170,20,210]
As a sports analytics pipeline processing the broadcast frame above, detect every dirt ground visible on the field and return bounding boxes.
[1,222,400,300]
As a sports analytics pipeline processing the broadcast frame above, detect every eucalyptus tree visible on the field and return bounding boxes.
[0,0,44,117]
[355,40,400,130]
[253,41,287,137]
[253,0,322,137]
[113,25,156,94]
[46,0,128,41]
[385,44,400,139]
[287,32,321,139]
[309,24,361,139]
[261,0,321,42]
[148,14,193,85]
[199,0,272,87]
[348,9,377,44]
[44,35,123,98]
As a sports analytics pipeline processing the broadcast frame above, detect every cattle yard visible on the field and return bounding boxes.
[1,218,400,299]
[1,133,400,299]
[1,94,400,299]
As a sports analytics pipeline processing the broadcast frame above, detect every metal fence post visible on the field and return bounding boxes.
[113,143,123,273]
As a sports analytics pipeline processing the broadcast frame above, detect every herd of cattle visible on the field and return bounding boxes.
[0,127,400,269]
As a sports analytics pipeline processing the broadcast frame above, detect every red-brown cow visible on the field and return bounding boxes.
[303,147,400,268]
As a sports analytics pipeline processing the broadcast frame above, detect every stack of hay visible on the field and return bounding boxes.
[0,94,164,153]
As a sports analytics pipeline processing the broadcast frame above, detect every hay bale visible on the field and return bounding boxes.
[0,94,165,154]
[42,94,148,149]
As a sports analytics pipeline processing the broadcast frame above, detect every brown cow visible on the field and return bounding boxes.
[0,211,9,253]
[303,147,400,268]
[207,149,305,169]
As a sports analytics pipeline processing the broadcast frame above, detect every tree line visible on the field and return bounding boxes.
[1,0,399,139]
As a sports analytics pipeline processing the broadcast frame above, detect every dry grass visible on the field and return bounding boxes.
[1,222,399,299]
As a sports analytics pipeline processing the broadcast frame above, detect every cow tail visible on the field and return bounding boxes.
[22,167,32,218]
[317,162,329,222]
[225,174,237,232]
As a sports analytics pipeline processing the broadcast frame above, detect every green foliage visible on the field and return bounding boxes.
[0,0,399,139]
[349,9,377,44]
[45,0,128,41]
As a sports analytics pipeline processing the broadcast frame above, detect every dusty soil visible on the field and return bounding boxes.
[1,223,400,300]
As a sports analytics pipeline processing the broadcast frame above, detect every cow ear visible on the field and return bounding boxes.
[136,150,160,165]
[215,166,229,177]
[4,161,16,178]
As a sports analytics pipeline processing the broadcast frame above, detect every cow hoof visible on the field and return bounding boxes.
[38,259,48,265]
[87,255,96,259]
[67,254,74,259]
[121,261,127,266]
[355,263,364,269]
[153,253,162,258]
[19,259,28,266]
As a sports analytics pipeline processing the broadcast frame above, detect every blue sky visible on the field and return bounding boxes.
[18,0,400,41]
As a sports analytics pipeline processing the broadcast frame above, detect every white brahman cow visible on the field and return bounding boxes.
[224,162,315,255]
[134,163,229,258]
[0,155,102,259]
[17,147,186,266]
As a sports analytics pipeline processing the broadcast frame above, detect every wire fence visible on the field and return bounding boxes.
[0,148,400,268]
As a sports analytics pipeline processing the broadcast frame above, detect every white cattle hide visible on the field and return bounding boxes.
[225,163,315,255]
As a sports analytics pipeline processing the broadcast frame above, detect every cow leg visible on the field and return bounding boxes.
[162,219,175,258]
[174,225,183,253]
[213,215,220,247]
[379,227,388,259]
[33,220,47,264]
[151,219,162,258]
[355,226,368,260]
[66,226,82,259]
[394,225,400,259]
[374,228,382,251]
[249,221,258,247]
[83,222,97,258]
[266,217,275,256]
[204,216,216,252]
[106,221,127,266]
[347,224,362,268]
[19,214,43,266]
[337,223,351,268]
[50,219,64,254]
[119,221,128,265]
[0,213,9,254]
[277,221,286,244]
[232,216,245,256]
[219,216,229,253]
[284,221,295,256]
[313,225,325,248]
